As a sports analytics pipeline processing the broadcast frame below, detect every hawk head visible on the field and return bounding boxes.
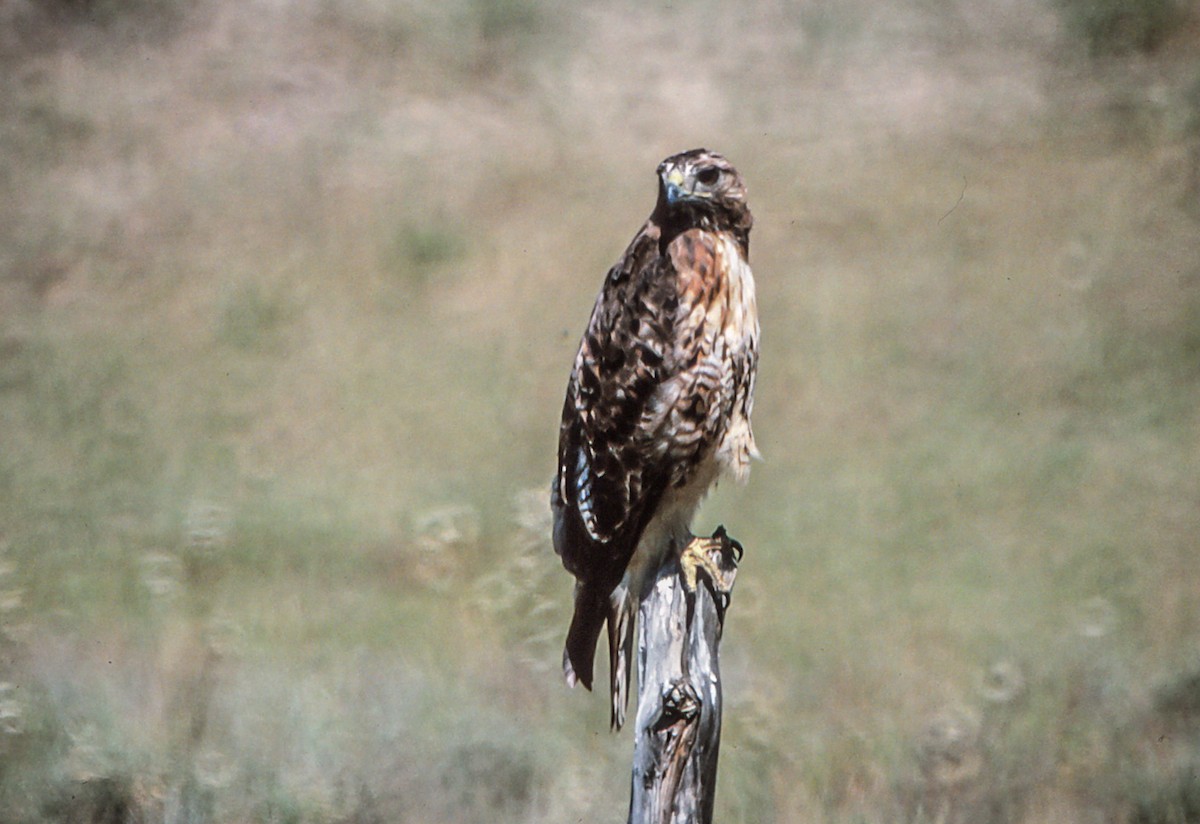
[653,148,752,246]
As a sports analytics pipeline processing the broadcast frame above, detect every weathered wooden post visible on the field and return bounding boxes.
[627,526,741,824]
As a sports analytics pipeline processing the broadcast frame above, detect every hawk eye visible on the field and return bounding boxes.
[696,167,720,186]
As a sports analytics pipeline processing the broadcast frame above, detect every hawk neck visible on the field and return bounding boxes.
[650,201,751,258]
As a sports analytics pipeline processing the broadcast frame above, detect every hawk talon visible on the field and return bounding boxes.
[713,590,731,623]
[715,525,744,563]
[679,527,741,620]
[711,525,744,563]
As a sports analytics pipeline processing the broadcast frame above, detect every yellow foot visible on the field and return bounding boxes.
[679,525,743,619]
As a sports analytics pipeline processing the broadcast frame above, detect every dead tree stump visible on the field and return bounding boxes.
[627,527,741,824]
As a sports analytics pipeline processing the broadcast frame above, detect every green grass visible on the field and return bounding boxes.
[1,0,1199,821]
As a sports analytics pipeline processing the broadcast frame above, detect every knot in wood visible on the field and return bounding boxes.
[655,681,700,730]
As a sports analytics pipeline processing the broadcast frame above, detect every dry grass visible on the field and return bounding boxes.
[2,0,1200,821]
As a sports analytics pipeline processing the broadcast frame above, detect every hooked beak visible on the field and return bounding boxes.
[663,168,688,205]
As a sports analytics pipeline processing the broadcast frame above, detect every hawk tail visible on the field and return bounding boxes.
[562,581,637,732]
[563,584,607,692]
[608,582,636,731]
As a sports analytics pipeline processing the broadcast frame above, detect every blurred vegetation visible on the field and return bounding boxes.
[1054,0,1186,55]
[1,0,1199,821]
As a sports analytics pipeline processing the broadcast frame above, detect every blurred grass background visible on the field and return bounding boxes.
[2,0,1200,821]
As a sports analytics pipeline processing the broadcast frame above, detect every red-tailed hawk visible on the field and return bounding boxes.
[552,148,759,730]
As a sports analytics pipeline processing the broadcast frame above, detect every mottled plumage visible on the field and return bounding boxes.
[551,149,760,730]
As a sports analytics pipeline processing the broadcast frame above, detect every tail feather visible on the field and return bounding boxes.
[563,584,607,691]
[563,581,638,731]
[608,584,636,731]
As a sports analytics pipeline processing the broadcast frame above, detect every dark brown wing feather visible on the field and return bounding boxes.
[552,224,667,573]
[551,222,675,690]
